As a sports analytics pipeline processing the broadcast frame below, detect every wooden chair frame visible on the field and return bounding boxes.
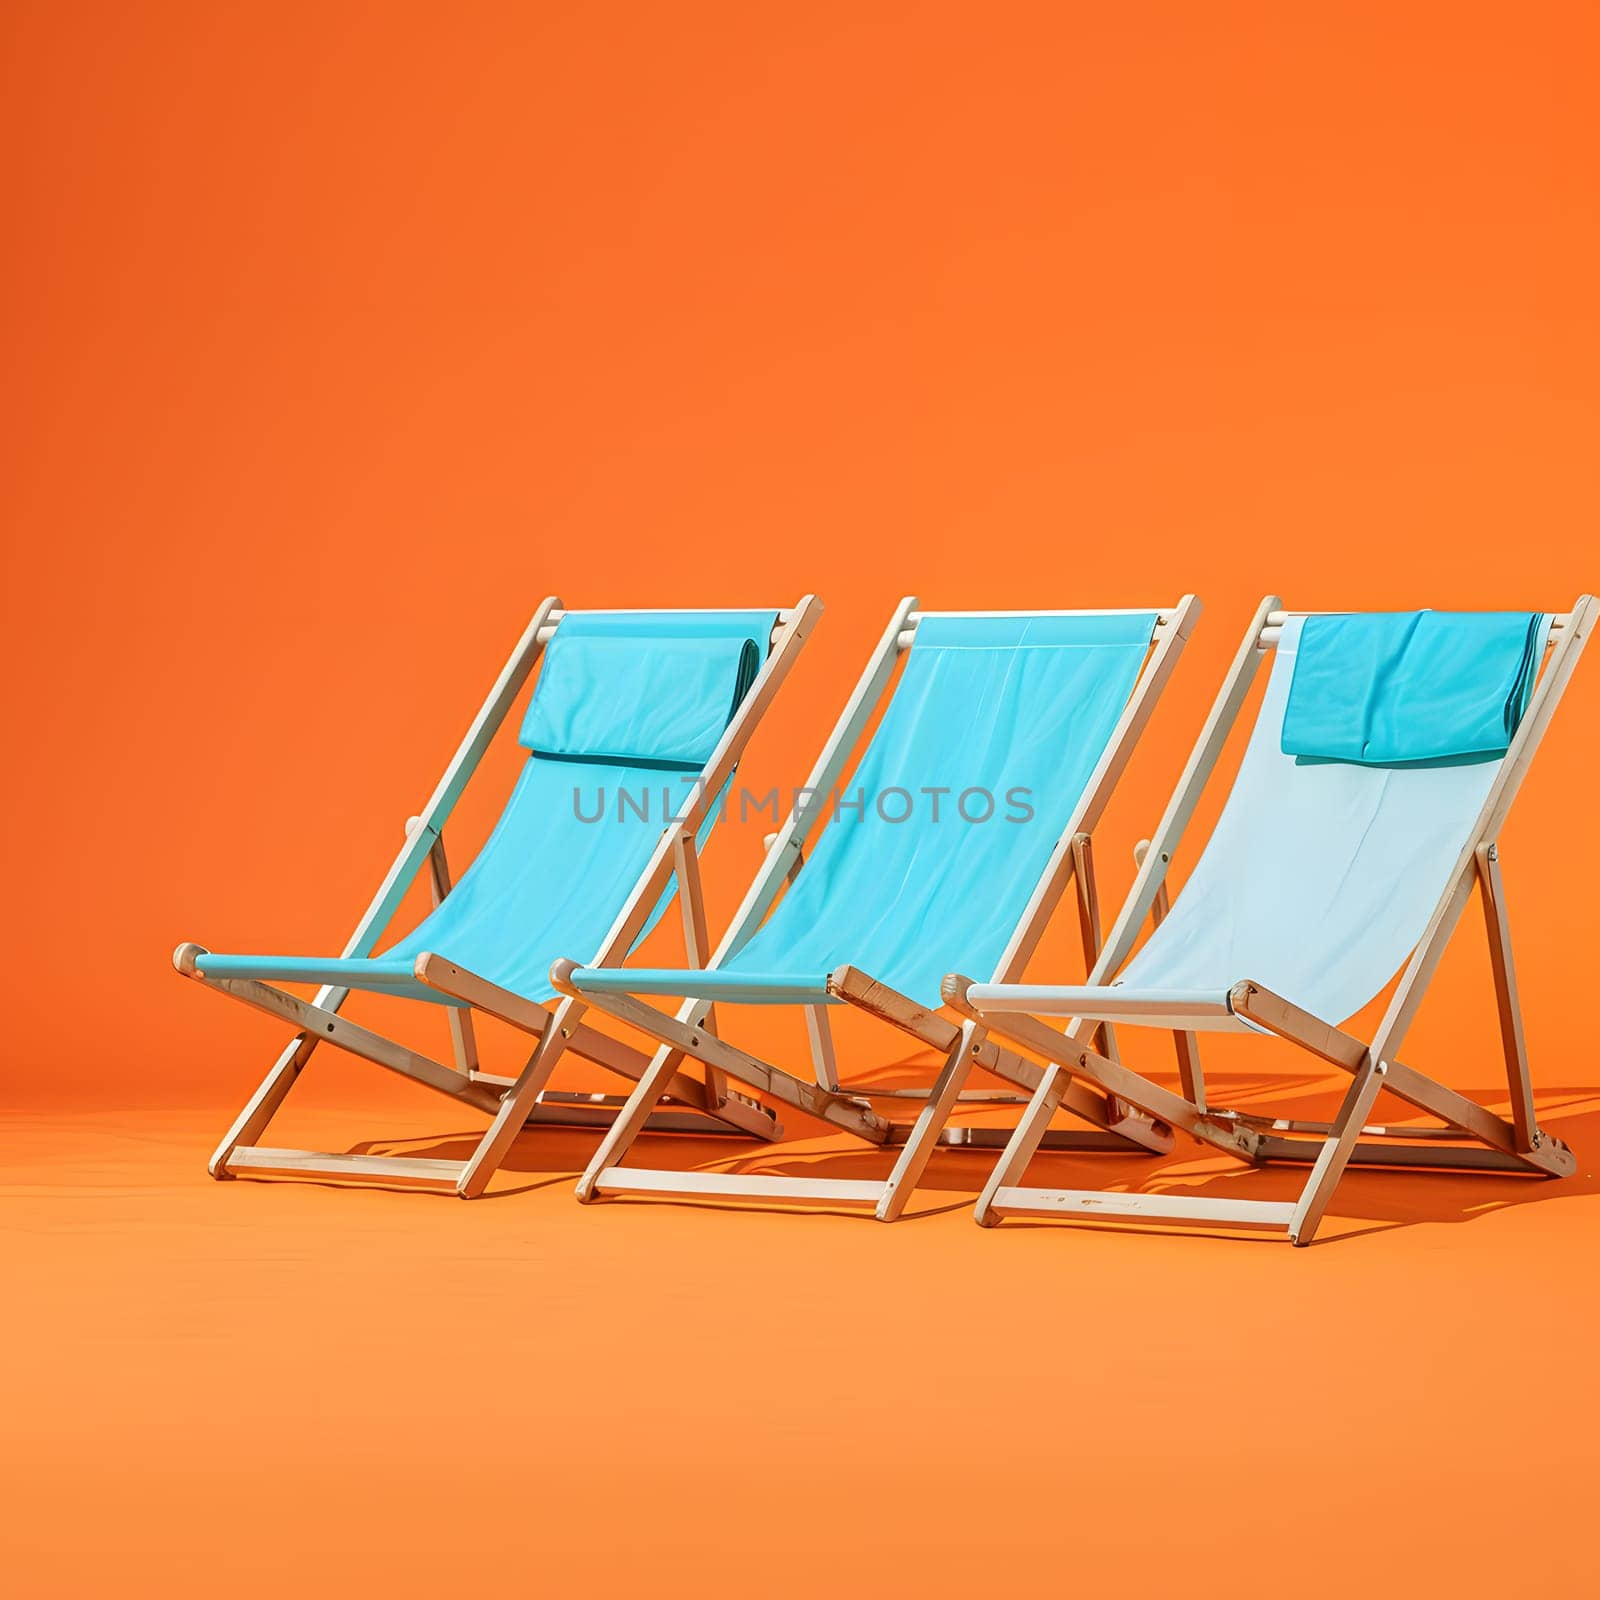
[564,595,1200,1220]
[175,594,820,1198]
[947,593,1595,1245]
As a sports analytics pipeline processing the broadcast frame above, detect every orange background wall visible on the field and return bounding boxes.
[3,1,1597,1104]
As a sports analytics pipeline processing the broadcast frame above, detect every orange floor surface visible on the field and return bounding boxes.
[6,1069,1599,1598]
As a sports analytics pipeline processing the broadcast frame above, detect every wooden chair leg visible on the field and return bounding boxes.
[209,1033,316,1178]
[456,998,582,1198]
[1287,1058,1388,1246]
[805,1005,841,1093]
[876,1026,976,1221]
[576,1024,703,1201]
[1476,842,1540,1152]
[974,1064,1071,1226]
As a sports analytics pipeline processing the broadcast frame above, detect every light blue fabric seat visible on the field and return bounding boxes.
[195,610,777,1005]
[573,611,1160,1008]
[967,611,1549,1031]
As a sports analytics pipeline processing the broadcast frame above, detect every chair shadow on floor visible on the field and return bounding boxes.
[346,1062,1600,1234]
[1157,1087,1600,1245]
[345,1046,976,1204]
[345,1127,590,1199]
[681,1067,1600,1237]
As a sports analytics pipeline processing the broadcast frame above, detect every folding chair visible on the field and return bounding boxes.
[561,595,1199,1219]
[949,593,1595,1245]
[174,594,819,1197]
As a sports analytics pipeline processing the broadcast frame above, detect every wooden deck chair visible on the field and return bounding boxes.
[559,595,1199,1220]
[174,595,819,1197]
[948,593,1595,1245]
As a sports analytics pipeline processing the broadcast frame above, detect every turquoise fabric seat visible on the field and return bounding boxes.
[574,611,1158,1009]
[195,610,776,1005]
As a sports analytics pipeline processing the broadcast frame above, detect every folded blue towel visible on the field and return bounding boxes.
[1281,610,1544,765]
[520,613,769,768]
